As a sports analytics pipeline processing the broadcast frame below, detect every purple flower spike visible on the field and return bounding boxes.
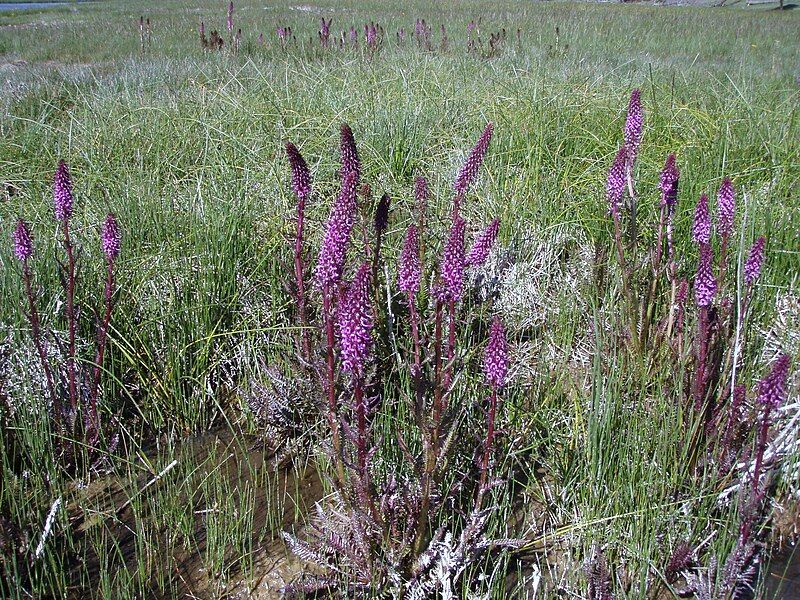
[466,218,500,267]
[757,354,791,410]
[454,123,493,197]
[744,236,766,286]
[285,142,311,201]
[692,194,711,245]
[676,279,689,305]
[398,224,421,295]
[101,213,121,261]
[53,159,74,222]
[606,147,626,218]
[337,263,373,379]
[374,193,390,233]
[695,242,717,307]
[484,316,508,389]
[12,219,33,262]
[227,1,234,33]
[315,171,358,288]
[414,176,428,225]
[435,216,466,303]
[659,154,680,208]
[624,89,643,165]
[340,124,361,184]
[717,178,735,238]
[414,176,428,212]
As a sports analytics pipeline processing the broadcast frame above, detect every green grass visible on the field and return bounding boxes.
[1,0,799,597]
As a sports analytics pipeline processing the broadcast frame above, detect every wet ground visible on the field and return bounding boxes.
[767,547,800,598]
[66,428,323,598]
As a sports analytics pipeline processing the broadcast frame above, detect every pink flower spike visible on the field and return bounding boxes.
[692,194,711,245]
[694,242,717,307]
[435,216,466,303]
[454,123,493,197]
[101,213,121,261]
[315,171,358,288]
[624,89,643,166]
[53,160,74,222]
[414,176,428,215]
[337,263,374,379]
[340,123,361,184]
[484,316,508,389]
[716,178,735,239]
[744,236,766,286]
[659,154,679,208]
[757,354,791,410]
[285,142,311,201]
[398,224,421,295]
[466,218,499,267]
[12,219,33,262]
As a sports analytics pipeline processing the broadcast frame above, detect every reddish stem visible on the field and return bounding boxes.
[625,163,638,250]
[323,288,345,488]
[611,211,638,351]
[88,259,114,445]
[718,388,744,468]
[294,195,311,361]
[354,382,368,475]
[693,306,710,411]
[641,206,669,349]
[63,220,78,415]
[22,263,58,425]
[444,300,456,392]
[718,234,730,290]
[741,405,773,544]
[477,386,498,509]
[432,300,444,440]
[408,292,423,421]
[652,205,667,271]
[414,300,444,556]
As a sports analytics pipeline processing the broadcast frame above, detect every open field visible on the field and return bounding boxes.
[1,1,799,598]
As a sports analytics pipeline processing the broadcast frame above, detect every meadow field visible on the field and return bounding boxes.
[1,0,799,598]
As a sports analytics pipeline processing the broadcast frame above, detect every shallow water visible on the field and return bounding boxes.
[766,547,800,598]
[0,2,72,11]
[66,427,322,598]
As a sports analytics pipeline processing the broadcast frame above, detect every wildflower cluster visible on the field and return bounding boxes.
[11,161,121,456]
[603,90,790,597]
[279,122,510,595]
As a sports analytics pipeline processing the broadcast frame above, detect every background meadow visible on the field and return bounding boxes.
[0,0,799,598]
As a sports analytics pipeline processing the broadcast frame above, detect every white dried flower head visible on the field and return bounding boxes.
[485,226,603,390]
[493,226,593,330]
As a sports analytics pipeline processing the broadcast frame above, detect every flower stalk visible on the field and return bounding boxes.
[54,160,79,415]
[13,220,58,425]
[88,214,120,445]
[477,316,507,508]
[286,142,312,360]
